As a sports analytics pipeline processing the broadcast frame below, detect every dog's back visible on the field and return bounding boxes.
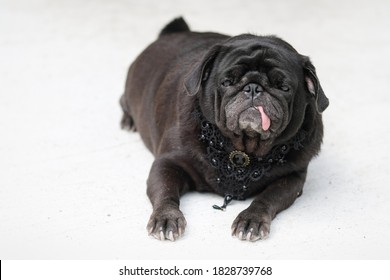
[121,18,227,153]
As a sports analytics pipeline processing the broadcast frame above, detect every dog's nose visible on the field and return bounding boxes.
[243,83,263,99]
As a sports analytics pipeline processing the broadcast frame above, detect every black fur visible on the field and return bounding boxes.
[159,17,190,36]
[121,18,328,241]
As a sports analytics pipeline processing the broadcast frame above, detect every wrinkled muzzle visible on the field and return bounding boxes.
[224,86,286,140]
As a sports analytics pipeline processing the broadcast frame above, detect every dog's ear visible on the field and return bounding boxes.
[184,45,221,96]
[302,57,329,113]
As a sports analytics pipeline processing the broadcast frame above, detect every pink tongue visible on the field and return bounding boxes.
[258,106,271,131]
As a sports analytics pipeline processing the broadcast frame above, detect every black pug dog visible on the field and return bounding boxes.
[120,18,329,242]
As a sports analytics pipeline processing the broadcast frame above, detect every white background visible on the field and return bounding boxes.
[1,0,389,259]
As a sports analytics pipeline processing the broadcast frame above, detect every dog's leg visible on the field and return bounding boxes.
[146,157,189,241]
[231,169,307,241]
[120,94,136,131]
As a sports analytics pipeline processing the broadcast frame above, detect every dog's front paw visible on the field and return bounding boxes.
[146,206,187,241]
[231,207,272,242]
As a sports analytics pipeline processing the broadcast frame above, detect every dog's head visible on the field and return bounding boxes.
[184,34,329,156]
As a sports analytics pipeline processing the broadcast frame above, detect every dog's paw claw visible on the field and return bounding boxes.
[146,207,187,241]
[231,209,271,242]
[167,231,174,241]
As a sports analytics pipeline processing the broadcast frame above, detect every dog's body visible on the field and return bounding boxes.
[120,18,328,241]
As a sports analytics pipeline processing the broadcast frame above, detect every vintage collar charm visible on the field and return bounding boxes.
[229,151,250,167]
[196,107,307,211]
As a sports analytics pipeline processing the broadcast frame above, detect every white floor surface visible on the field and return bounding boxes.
[1,0,390,259]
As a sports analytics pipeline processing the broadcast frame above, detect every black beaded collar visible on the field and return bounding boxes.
[195,107,307,210]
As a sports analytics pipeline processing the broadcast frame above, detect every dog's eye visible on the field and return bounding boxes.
[280,85,290,92]
[222,79,233,87]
